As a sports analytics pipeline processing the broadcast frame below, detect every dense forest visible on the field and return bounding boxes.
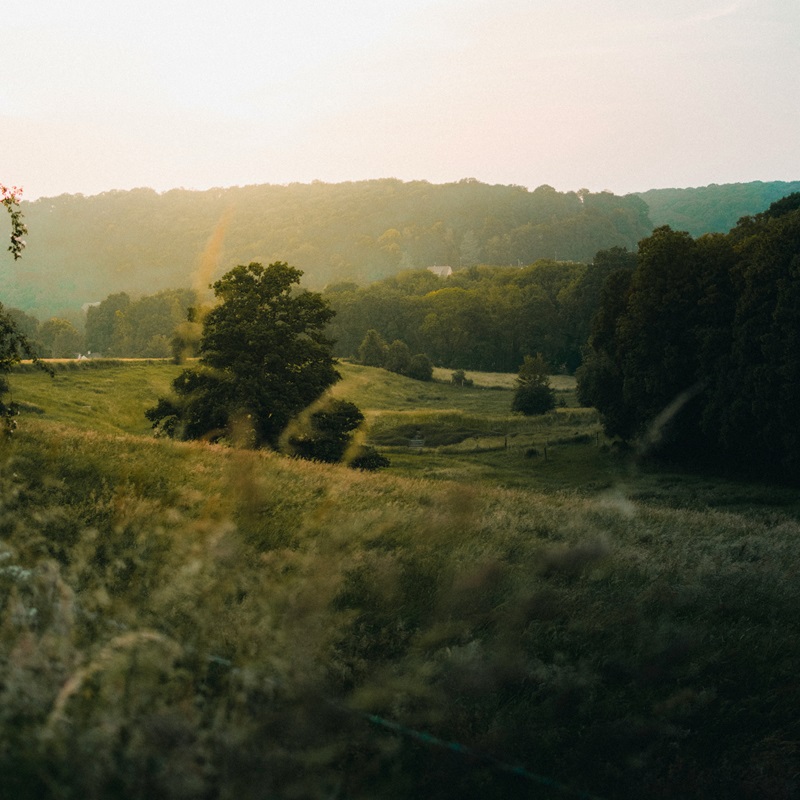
[2,179,653,318]
[578,192,800,481]
[637,180,800,237]
[323,249,637,373]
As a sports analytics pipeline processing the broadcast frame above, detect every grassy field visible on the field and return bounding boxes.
[3,359,800,799]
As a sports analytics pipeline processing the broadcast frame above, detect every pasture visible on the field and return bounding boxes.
[2,359,799,799]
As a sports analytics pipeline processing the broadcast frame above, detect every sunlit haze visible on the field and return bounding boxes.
[4,0,799,199]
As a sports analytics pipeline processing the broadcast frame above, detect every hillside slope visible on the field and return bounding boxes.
[3,360,800,798]
[635,179,800,236]
[3,180,651,317]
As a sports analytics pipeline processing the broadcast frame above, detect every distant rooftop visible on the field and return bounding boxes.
[427,265,453,278]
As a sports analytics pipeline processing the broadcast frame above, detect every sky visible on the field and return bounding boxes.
[3,0,799,200]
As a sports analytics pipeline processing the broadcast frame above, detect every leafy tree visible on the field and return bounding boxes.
[5,308,40,341]
[358,329,387,366]
[450,369,473,387]
[38,318,83,358]
[383,339,412,375]
[406,352,433,381]
[85,292,130,354]
[0,186,50,433]
[578,196,800,479]
[0,310,43,434]
[1,184,26,260]
[512,353,555,415]
[147,262,339,447]
[558,247,638,371]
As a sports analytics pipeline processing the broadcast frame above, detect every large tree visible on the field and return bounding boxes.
[148,262,339,447]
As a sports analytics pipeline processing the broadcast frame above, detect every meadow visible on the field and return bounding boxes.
[2,360,799,799]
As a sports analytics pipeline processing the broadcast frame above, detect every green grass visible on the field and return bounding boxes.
[10,359,183,435]
[4,359,800,798]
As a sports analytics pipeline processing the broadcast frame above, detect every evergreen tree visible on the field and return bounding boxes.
[512,353,555,415]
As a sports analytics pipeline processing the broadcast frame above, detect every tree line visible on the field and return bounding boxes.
[324,250,637,374]
[1,288,197,359]
[577,193,800,480]
[640,180,800,237]
[9,250,637,375]
[5,180,652,318]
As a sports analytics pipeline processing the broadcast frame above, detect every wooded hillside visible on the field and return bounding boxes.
[3,180,651,318]
[635,180,800,236]
[6,178,797,321]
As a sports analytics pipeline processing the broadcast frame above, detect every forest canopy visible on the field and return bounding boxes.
[324,250,637,374]
[2,179,652,317]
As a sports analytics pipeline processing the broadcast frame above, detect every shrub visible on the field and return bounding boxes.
[358,329,388,367]
[288,399,364,463]
[451,369,473,387]
[406,353,433,382]
[512,354,555,415]
[384,340,412,375]
[348,445,391,471]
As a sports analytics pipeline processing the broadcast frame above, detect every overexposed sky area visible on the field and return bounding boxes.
[3,0,799,199]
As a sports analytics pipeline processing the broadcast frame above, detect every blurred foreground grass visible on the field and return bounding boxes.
[2,360,799,798]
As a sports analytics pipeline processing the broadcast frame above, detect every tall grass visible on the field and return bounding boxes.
[2,362,800,797]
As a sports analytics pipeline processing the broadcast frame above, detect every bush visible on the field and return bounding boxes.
[512,382,555,415]
[406,353,433,382]
[288,399,364,463]
[450,369,473,387]
[512,354,555,415]
[348,445,391,471]
[358,329,388,367]
[384,340,412,375]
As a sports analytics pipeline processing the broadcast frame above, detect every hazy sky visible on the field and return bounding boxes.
[3,0,798,199]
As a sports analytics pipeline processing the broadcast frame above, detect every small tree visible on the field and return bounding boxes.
[358,329,387,367]
[39,318,83,358]
[512,353,555,415]
[384,339,412,375]
[451,369,473,387]
[406,353,433,382]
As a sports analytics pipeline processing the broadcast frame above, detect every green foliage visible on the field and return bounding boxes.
[1,184,27,260]
[637,180,800,237]
[38,317,82,358]
[325,259,610,373]
[5,180,654,319]
[357,328,387,366]
[383,339,412,375]
[5,307,40,341]
[84,292,130,353]
[148,262,339,447]
[450,369,473,387]
[512,354,555,415]
[406,352,433,382]
[288,398,365,463]
[579,196,800,480]
[348,445,391,471]
[86,289,196,357]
